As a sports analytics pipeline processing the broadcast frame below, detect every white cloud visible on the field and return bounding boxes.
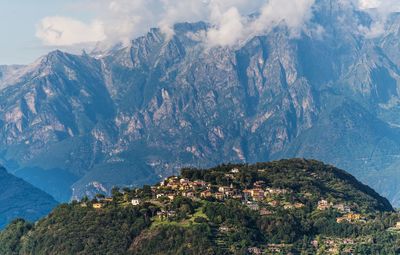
[251,0,316,37]
[206,0,315,47]
[358,0,381,9]
[33,0,400,48]
[206,7,245,47]
[35,0,317,48]
[36,16,106,46]
[357,0,400,37]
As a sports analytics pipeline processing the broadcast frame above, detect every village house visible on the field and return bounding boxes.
[268,200,280,207]
[328,247,339,254]
[252,189,264,201]
[284,204,295,210]
[284,202,304,210]
[248,247,262,255]
[283,203,304,210]
[189,180,207,189]
[243,189,264,201]
[325,239,335,246]
[395,222,400,229]
[253,181,265,188]
[167,194,176,200]
[163,177,181,190]
[159,178,168,187]
[214,192,225,200]
[311,240,318,248]
[200,190,212,198]
[167,210,177,217]
[218,185,237,197]
[156,193,166,199]
[178,179,191,191]
[333,203,351,213]
[182,191,195,198]
[344,248,355,254]
[260,208,273,216]
[243,189,252,199]
[267,244,287,253]
[232,194,243,200]
[156,209,176,220]
[343,238,354,244]
[131,198,141,206]
[246,201,260,211]
[157,210,167,220]
[179,185,191,191]
[180,178,190,184]
[336,213,362,223]
[230,168,240,173]
[317,199,333,210]
[224,173,235,179]
[265,188,288,195]
[93,203,103,209]
[219,226,231,233]
[166,182,179,190]
[218,185,233,193]
[224,190,235,197]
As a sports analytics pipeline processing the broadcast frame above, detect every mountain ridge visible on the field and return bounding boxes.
[0,1,400,206]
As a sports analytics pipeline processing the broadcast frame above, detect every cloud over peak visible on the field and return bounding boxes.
[35,0,400,49]
[36,16,106,46]
[35,0,316,48]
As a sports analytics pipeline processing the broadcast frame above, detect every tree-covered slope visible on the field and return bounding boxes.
[0,166,58,229]
[180,159,394,213]
[1,159,399,254]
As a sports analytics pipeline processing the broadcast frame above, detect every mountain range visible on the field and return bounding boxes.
[0,0,400,206]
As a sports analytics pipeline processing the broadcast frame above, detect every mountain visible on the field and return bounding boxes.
[0,159,398,254]
[0,65,25,89]
[0,166,58,229]
[0,0,400,205]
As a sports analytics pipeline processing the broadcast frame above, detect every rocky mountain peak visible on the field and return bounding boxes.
[0,6,400,207]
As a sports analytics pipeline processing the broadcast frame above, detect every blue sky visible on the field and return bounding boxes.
[0,0,315,65]
[0,0,395,65]
[0,0,90,65]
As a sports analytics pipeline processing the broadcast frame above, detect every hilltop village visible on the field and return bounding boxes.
[91,169,367,225]
[80,162,400,254]
[2,160,400,254]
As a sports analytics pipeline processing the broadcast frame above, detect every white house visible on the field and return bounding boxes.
[230,168,240,173]
[156,193,165,199]
[131,198,141,206]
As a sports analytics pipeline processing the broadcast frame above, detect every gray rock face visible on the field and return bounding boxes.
[1,1,400,205]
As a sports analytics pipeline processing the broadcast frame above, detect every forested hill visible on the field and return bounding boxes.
[1,159,399,254]
[0,166,58,229]
[180,159,394,213]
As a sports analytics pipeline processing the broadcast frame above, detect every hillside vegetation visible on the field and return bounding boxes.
[0,167,58,229]
[1,159,400,254]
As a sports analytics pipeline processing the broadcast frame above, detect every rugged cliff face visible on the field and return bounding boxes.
[0,1,400,205]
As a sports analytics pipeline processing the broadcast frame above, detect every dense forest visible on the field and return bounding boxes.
[1,159,400,254]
